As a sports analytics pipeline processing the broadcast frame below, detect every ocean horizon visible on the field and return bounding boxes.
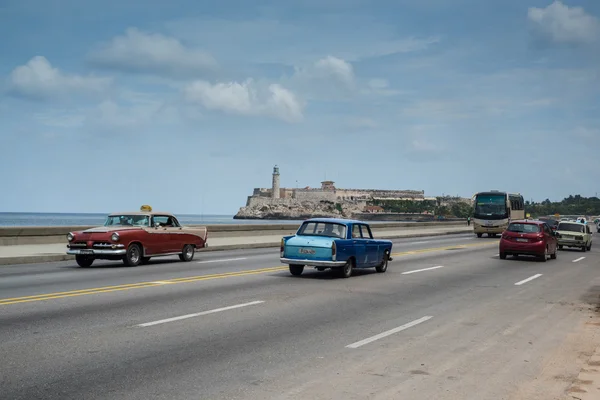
[0,212,305,227]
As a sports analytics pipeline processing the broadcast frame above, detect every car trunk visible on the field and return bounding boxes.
[502,230,544,244]
[284,236,334,260]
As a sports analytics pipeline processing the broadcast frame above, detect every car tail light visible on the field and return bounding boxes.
[280,238,284,256]
[331,241,336,260]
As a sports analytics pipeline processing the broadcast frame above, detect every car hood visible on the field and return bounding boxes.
[286,235,336,248]
[79,226,143,234]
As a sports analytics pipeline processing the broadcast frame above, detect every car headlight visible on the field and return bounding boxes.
[111,232,120,242]
[67,232,74,242]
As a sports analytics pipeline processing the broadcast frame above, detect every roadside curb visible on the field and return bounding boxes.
[0,229,474,266]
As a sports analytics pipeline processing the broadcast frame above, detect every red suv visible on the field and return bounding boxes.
[499,220,558,262]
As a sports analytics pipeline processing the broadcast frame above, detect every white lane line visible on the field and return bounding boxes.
[138,300,265,327]
[197,257,247,264]
[573,257,586,263]
[346,316,433,349]
[514,274,543,286]
[402,266,444,275]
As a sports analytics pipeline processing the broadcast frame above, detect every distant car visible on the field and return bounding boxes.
[539,218,559,231]
[556,221,592,252]
[66,205,208,267]
[279,218,393,278]
[499,219,558,261]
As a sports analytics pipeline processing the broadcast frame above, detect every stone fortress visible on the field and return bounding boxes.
[234,166,460,220]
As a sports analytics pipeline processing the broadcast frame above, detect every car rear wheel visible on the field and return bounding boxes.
[289,264,304,276]
[75,255,94,267]
[499,252,506,260]
[558,245,563,250]
[550,247,557,259]
[376,251,389,273]
[179,244,195,262]
[477,233,482,238]
[123,244,142,266]
[338,259,353,278]
[582,246,587,252]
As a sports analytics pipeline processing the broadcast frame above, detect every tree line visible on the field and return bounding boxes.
[525,195,600,217]
[368,195,600,219]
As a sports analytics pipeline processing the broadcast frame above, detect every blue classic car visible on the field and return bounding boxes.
[280,218,394,278]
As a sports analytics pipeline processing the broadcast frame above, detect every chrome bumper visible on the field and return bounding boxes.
[280,258,346,267]
[67,249,127,256]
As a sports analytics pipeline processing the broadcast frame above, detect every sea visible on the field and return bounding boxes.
[0,212,306,227]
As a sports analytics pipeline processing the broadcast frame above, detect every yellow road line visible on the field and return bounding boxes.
[0,240,497,306]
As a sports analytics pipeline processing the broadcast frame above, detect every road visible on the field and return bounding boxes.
[1,233,599,400]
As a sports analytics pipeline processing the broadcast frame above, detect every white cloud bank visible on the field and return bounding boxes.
[183,79,303,123]
[87,28,218,77]
[528,1,600,45]
[7,56,111,100]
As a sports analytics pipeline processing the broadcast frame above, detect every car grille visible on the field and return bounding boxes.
[69,241,116,249]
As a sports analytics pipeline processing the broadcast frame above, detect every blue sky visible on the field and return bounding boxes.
[1,0,599,214]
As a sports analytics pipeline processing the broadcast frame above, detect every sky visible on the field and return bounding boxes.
[0,0,599,214]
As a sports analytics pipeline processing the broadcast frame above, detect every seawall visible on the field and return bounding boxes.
[0,221,467,246]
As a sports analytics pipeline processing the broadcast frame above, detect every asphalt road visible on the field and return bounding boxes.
[1,232,599,400]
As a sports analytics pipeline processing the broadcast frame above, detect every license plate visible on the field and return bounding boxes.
[299,248,315,255]
[80,249,94,254]
[516,238,528,242]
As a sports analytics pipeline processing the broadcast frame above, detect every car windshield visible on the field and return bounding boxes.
[557,223,585,233]
[297,221,346,238]
[104,214,150,227]
[507,223,540,233]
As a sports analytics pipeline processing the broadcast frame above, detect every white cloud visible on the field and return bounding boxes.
[183,79,303,123]
[288,56,357,98]
[87,28,218,77]
[528,1,600,45]
[7,56,111,100]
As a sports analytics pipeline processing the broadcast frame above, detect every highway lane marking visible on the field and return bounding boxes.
[402,266,444,275]
[0,266,287,306]
[0,241,497,306]
[573,257,586,263]
[345,316,433,349]
[138,300,265,327]
[514,274,543,286]
[197,257,247,264]
[390,241,496,257]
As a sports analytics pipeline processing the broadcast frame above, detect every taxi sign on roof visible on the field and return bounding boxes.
[140,205,152,212]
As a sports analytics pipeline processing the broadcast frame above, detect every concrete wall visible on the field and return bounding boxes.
[0,221,467,246]
[293,190,337,202]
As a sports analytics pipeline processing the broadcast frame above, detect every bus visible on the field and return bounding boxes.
[472,191,525,237]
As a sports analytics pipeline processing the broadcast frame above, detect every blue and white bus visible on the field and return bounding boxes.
[472,191,525,237]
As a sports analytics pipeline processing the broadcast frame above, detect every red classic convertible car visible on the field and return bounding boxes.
[66,205,208,267]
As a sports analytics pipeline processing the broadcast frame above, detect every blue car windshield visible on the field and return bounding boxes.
[297,222,346,239]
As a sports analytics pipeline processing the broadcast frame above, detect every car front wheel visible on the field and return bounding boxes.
[123,244,142,266]
[75,255,94,267]
[376,251,389,273]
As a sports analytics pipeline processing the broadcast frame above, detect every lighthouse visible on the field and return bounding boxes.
[271,165,280,199]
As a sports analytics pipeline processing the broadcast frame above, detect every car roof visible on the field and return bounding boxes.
[108,211,175,217]
[509,219,545,225]
[303,217,365,225]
